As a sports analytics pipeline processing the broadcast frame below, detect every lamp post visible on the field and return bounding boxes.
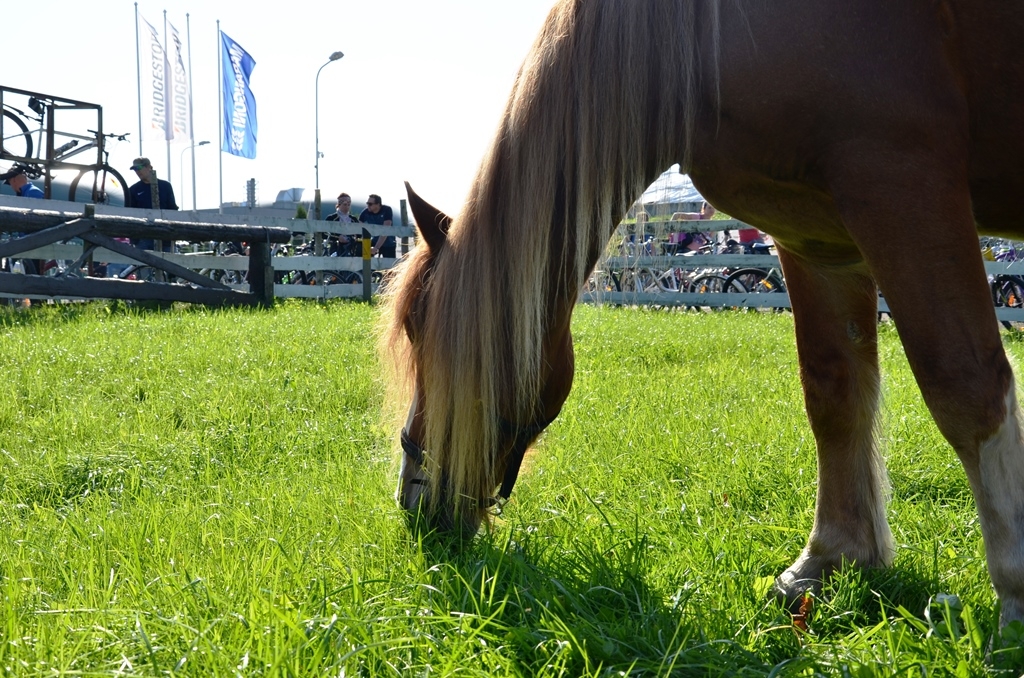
[314,50,344,220]
[179,140,210,210]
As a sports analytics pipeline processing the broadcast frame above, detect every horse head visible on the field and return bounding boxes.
[388,182,575,538]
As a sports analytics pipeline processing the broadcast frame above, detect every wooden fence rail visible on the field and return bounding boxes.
[0,196,414,304]
[0,204,291,306]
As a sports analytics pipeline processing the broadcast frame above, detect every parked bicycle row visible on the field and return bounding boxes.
[585,228,786,297]
[585,232,1024,329]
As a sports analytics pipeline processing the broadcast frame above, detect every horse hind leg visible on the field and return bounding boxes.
[975,386,1024,625]
[771,250,894,605]
[874,264,1024,626]
[832,152,1024,626]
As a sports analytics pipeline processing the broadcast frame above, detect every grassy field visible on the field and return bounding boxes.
[1,301,1022,676]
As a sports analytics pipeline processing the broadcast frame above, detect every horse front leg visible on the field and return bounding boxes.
[773,248,895,605]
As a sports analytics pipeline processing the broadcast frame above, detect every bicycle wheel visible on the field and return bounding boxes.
[992,275,1024,331]
[582,269,620,294]
[619,268,659,293]
[689,273,736,294]
[724,267,786,293]
[68,164,129,206]
[335,271,362,284]
[202,268,247,285]
[616,269,637,292]
[120,265,171,283]
[1,109,32,160]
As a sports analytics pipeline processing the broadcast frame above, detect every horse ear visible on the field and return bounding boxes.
[405,181,451,252]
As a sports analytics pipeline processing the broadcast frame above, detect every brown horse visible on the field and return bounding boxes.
[381,0,1024,625]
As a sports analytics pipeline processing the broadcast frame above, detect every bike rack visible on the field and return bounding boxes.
[1,85,107,199]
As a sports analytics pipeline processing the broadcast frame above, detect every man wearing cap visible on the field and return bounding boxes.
[1,165,44,199]
[127,157,177,251]
[127,157,178,211]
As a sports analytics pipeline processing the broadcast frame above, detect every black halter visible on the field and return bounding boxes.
[400,411,558,510]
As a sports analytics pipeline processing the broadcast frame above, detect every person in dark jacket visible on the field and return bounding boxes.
[359,193,394,258]
[127,157,177,251]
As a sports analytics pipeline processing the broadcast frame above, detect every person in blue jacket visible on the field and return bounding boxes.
[2,165,45,293]
[2,165,44,199]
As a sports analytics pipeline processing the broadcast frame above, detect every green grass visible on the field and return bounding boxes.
[1,301,1022,675]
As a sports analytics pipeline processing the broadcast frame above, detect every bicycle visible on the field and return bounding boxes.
[277,237,368,286]
[2,115,129,205]
[66,130,130,205]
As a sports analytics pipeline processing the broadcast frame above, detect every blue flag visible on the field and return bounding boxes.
[221,31,257,159]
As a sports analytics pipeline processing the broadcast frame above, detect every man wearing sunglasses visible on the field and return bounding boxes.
[359,194,394,258]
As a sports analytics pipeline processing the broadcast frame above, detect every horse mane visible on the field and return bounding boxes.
[381,0,719,519]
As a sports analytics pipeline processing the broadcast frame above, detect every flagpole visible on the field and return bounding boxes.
[217,20,224,214]
[187,12,197,211]
[163,10,172,183]
[134,2,143,156]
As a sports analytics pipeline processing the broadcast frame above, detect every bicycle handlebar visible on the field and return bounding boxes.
[86,129,131,141]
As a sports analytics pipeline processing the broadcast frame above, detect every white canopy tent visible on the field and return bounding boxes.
[634,164,705,216]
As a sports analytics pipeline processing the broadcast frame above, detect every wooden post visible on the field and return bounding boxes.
[83,204,95,276]
[248,240,274,306]
[362,227,372,302]
[44,103,55,199]
[314,231,323,286]
[313,189,324,286]
[150,169,163,252]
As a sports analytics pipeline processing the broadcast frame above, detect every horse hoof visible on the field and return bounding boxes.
[999,597,1024,628]
[772,570,821,612]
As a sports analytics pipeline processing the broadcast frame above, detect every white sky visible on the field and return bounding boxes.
[2,1,555,215]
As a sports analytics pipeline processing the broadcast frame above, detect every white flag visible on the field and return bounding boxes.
[137,13,171,142]
[168,21,191,142]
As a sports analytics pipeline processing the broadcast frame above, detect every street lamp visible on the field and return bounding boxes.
[314,50,344,220]
[179,140,210,210]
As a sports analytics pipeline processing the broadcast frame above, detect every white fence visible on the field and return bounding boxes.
[579,218,1024,324]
